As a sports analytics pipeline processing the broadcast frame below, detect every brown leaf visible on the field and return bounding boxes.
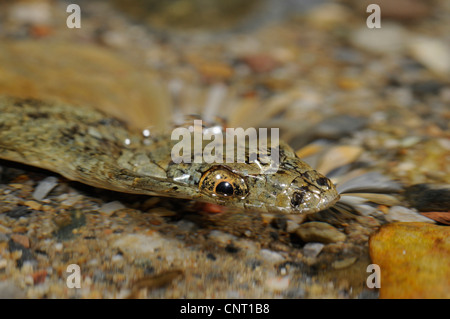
[420,212,450,225]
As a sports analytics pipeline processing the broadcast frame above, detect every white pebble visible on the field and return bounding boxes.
[32,176,58,201]
[0,259,7,270]
[351,23,406,55]
[9,2,51,24]
[24,275,34,286]
[113,233,174,254]
[408,36,450,76]
[286,220,300,233]
[260,249,285,263]
[176,220,196,232]
[438,138,450,151]
[99,201,125,216]
[54,243,63,252]
[87,259,99,266]
[111,254,124,263]
[303,243,324,258]
[265,276,290,291]
[386,206,435,223]
[208,230,237,245]
[83,276,93,286]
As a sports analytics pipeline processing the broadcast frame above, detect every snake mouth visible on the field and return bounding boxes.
[314,191,340,213]
[288,187,340,214]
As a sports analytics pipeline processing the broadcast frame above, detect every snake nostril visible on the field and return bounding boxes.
[291,190,305,208]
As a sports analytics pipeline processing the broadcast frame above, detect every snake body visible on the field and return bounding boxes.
[0,96,339,214]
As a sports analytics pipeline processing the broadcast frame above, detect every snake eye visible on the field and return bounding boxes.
[215,181,234,197]
[199,167,248,199]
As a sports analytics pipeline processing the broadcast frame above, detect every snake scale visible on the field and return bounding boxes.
[0,96,339,214]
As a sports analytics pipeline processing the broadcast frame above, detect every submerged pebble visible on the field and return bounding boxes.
[386,206,435,223]
[99,201,126,216]
[32,176,58,201]
[260,249,285,263]
[404,184,450,212]
[302,243,324,258]
[295,222,346,244]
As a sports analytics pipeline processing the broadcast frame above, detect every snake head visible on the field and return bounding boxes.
[268,161,340,214]
[197,156,339,215]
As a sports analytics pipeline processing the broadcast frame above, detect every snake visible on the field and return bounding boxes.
[0,96,339,214]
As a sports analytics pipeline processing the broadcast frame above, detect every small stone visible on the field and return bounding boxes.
[197,62,233,81]
[111,254,124,263]
[337,77,362,90]
[9,2,52,24]
[11,234,30,248]
[306,3,352,30]
[265,276,290,291]
[54,243,63,252]
[404,184,450,212]
[32,176,58,201]
[0,259,7,270]
[208,230,237,245]
[112,233,174,255]
[400,136,422,148]
[408,36,450,77]
[24,275,34,286]
[176,220,196,232]
[59,194,80,208]
[24,200,42,211]
[332,257,358,269]
[386,206,435,223]
[286,220,300,233]
[351,23,407,55]
[99,201,126,216]
[12,226,27,233]
[241,54,279,73]
[100,30,129,48]
[260,249,285,263]
[0,224,12,235]
[295,222,346,244]
[302,243,324,258]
